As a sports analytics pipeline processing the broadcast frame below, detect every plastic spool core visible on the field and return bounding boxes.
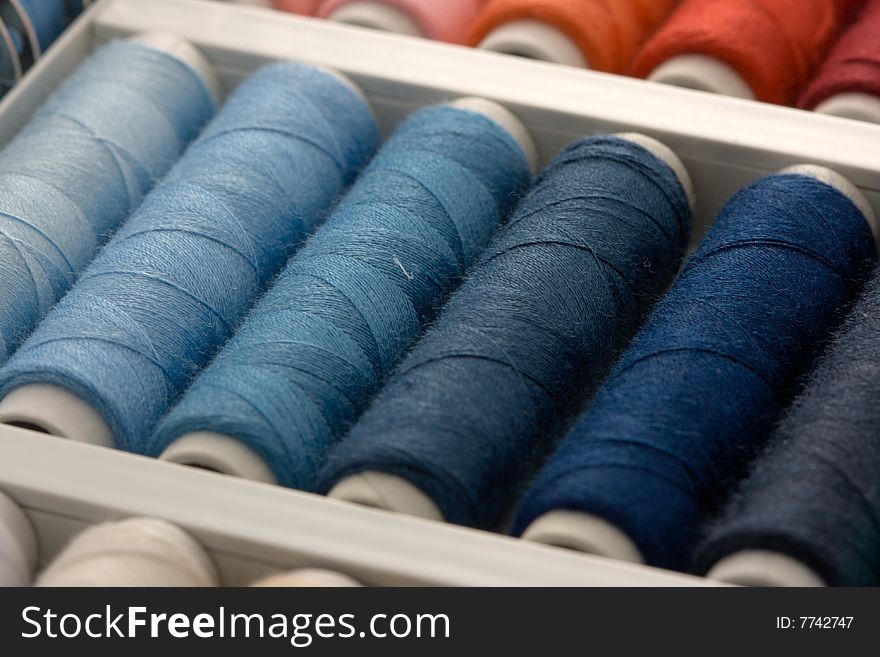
[521,510,644,563]
[814,93,880,125]
[648,55,755,100]
[164,96,534,488]
[478,20,587,67]
[327,2,424,37]
[161,432,278,484]
[252,568,363,587]
[708,550,827,587]
[331,131,689,523]
[0,385,115,446]
[0,490,37,586]
[0,32,221,448]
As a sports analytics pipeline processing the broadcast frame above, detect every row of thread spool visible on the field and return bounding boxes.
[251,0,880,124]
[0,1,90,97]
[0,493,360,586]
[1,26,880,588]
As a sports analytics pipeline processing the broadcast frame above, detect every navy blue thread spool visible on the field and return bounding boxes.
[0,61,379,450]
[319,133,694,526]
[699,244,880,588]
[0,33,218,371]
[514,166,878,570]
[148,98,537,486]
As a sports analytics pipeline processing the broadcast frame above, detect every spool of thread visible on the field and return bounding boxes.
[633,0,861,104]
[0,34,217,373]
[274,0,322,13]
[0,62,378,450]
[697,265,880,587]
[0,489,37,587]
[150,98,535,488]
[321,133,694,528]
[37,517,218,587]
[252,569,362,587]
[470,0,680,70]
[800,0,880,123]
[515,166,878,571]
[16,0,66,53]
[318,0,487,43]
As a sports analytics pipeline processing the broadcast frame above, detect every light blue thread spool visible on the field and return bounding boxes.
[0,61,378,448]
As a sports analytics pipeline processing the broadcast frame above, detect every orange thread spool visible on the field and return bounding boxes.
[468,0,681,73]
[632,0,864,105]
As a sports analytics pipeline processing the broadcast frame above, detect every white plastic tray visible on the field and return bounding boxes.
[0,0,878,586]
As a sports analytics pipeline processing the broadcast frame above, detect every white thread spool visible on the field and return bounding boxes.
[478,20,587,67]
[525,164,876,577]
[252,569,362,587]
[0,33,220,447]
[160,96,538,485]
[647,55,755,100]
[813,93,880,124]
[326,2,424,37]
[37,517,219,587]
[329,132,694,522]
[0,489,37,587]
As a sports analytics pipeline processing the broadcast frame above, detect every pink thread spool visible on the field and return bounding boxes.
[318,0,488,43]
[274,0,323,14]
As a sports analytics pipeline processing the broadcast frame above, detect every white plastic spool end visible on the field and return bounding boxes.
[648,55,755,100]
[708,550,826,587]
[327,2,423,37]
[0,489,38,586]
[814,93,880,125]
[521,510,645,564]
[37,517,219,587]
[451,96,539,173]
[615,132,696,210]
[130,32,221,106]
[252,568,363,587]
[160,432,278,485]
[328,471,444,521]
[478,20,587,68]
[0,384,114,447]
[781,164,879,246]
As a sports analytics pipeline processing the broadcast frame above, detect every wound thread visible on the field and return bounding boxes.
[469,0,681,72]
[800,0,880,109]
[696,268,880,586]
[319,135,691,529]
[149,102,532,490]
[0,39,215,364]
[0,62,378,448]
[515,172,876,570]
[633,0,861,104]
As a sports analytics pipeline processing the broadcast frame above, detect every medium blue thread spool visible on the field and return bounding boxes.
[515,166,878,571]
[0,35,217,371]
[699,249,880,588]
[17,0,67,53]
[148,98,536,487]
[319,133,694,527]
[0,61,379,450]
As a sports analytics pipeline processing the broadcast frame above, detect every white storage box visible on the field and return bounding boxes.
[0,0,878,586]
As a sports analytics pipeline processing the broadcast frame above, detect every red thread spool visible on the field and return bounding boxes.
[274,0,323,14]
[318,0,489,43]
[633,0,863,104]
[469,0,680,71]
[800,0,880,121]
